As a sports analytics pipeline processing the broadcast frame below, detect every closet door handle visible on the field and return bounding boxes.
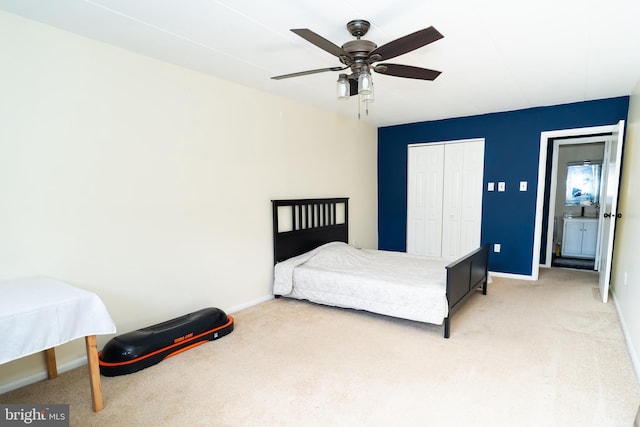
[603,213,611,218]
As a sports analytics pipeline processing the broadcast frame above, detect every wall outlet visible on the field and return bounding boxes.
[520,181,527,191]
[498,182,506,192]
[494,243,501,253]
[487,182,495,191]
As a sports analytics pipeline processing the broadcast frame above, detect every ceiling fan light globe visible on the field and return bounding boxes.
[336,74,350,99]
[358,71,372,95]
[361,82,374,103]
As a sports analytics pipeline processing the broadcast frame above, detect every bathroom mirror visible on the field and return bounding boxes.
[565,161,601,206]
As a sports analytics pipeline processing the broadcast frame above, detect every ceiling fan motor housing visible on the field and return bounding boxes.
[342,19,376,74]
[341,39,377,58]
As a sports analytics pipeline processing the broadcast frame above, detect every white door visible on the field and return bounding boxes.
[442,140,485,258]
[407,144,444,257]
[459,140,485,255]
[407,139,484,259]
[598,120,625,303]
[442,143,464,258]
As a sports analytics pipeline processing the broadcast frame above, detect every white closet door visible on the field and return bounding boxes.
[441,143,464,258]
[459,140,484,256]
[407,144,444,256]
[407,139,484,259]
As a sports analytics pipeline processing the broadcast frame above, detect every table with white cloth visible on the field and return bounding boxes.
[0,277,116,412]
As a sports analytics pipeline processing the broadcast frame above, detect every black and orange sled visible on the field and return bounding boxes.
[98,307,234,376]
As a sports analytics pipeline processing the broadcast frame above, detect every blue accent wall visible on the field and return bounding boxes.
[378,97,629,276]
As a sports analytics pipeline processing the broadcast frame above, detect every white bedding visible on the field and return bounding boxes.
[273,242,451,325]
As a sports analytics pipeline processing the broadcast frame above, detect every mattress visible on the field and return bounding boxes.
[273,242,451,325]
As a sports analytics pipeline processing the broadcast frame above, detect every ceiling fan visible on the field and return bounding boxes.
[271,19,444,100]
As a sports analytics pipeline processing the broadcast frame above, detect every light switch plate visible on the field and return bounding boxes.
[487,182,495,191]
[494,243,501,253]
[498,182,506,192]
[520,181,527,191]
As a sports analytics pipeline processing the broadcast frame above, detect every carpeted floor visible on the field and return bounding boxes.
[1,268,638,426]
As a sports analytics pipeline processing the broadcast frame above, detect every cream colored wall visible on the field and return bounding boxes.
[0,11,377,389]
[612,78,640,378]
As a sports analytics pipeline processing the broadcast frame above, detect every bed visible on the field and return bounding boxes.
[271,198,489,338]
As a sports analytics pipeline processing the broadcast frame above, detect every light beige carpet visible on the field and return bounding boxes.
[1,268,639,426]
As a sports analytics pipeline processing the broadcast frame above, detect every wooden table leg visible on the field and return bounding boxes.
[85,335,104,412]
[43,348,58,379]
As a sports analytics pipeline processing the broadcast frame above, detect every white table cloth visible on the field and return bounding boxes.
[0,277,116,364]
[0,276,116,411]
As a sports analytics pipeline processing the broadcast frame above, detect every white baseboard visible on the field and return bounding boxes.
[0,356,87,395]
[612,292,640,383]
[489,270,537,281]
[226,295,273,314]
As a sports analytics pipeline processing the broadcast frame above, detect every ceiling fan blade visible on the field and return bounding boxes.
[271,66,347,80]
[291,28,350,58]
[374,63,441,80]
[371,26,443,61]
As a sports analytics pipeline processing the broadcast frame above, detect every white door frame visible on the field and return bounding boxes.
[534,124,619,280]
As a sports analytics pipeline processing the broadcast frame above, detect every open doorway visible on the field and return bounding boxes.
[546,137,606,271]
[532,122,625,285]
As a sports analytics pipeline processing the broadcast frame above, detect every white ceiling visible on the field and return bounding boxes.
[2,0,640,127]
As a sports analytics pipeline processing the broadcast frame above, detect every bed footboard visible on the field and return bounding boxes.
[443,245,489,338]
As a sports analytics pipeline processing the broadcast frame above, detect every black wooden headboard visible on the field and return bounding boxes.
[272,198,349,264]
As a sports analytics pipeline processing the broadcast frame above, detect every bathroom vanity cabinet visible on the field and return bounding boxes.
[561,217,598,259]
